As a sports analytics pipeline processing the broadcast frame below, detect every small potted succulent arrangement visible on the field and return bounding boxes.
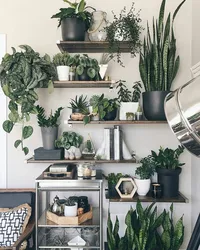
[64,199,77,217]
[0,45,56,155]
[68,95,89,121]
[151,145,185,197]
[82,135,95,160]
[117,80,142,120]
[55,131,83,160]
[104,2,143,66]
[139,0,186,120]
[135,156,155,196]
[104,173,123,197]
[53,52,75,81]
[51,0,95,41]
[84,94,118,124]
[36,105,64,150]
[75,54,100,81]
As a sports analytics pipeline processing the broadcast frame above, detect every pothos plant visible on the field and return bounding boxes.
[0,45,56,155]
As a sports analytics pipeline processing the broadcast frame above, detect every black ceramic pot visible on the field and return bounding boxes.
[78,69,90,81]
[108,184,119,198]
[157,167,182,197]
[142,91,170,120]
[61,18,86,41]
[104,109,117,121]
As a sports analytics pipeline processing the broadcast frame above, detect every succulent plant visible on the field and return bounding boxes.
[68,95,89,114]
[53,52,75,67]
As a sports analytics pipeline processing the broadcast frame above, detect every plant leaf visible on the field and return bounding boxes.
[23,126,33,139]
[3,120,14,133]
[23,147,29,155]
[14,140,22,148]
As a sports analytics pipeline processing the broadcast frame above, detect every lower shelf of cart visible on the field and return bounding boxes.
[38,207,100,227]
[38,247,100,249]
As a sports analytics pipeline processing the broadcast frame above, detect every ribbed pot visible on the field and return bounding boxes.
[143,91,170,120]
[157,167,182,197]
[41,127,58,150]
[61,18,86,41]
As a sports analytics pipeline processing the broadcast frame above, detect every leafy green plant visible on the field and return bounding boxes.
[53,52,75,66]
[100,53,116,65]
[103,173,123,185]
[107,213,120,250]
[117,80,142,103]
[151,145,185,170]
[135,156,155,179]
[36,106,63,127]
[65,199,76,206]
[105,2,143,66]
[0,45,56,155]
[68,95,89,114]
[139,0,186,91]
[75,54,100,80]
[51,0,95,29]
[55,131,83,149]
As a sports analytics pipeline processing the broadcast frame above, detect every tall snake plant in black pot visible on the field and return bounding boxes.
[139,0,186,120]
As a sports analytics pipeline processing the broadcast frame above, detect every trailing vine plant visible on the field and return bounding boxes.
[0,45,56,155]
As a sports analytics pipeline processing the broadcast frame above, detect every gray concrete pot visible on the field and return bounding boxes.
[41,127,58,150]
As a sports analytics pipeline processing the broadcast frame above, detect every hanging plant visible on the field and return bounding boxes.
[0,45,56,155]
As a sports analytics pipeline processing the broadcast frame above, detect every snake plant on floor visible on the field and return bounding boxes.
[139,0,186,121]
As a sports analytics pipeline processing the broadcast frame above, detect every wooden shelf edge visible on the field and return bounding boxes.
[67,120,168,125]
[106,192,188,203]
[26,157,137,164]
[53,80,114,88]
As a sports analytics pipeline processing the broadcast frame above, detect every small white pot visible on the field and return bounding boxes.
[134,178,151,196]
[119,102,139,120]
[64,203,77,217]
[57,66,70,81]
[99,64,108,80]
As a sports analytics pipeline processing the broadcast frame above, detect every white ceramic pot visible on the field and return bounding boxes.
[57,66,70,81]
[99,64,108,80]
[134,178,151,196]
[119,102,139,120]
[64,203,77,217]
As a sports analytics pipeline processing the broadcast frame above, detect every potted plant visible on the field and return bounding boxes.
[0,45,56,155]
[151,145,185,197]
[36,105,63,150]
[68,95,89,121]
[75,54,100,81]
[134,156,155,196]
[51,0,95,41]
[82,136,95,160]
[104,173,123,197]
[55,131,83,159]
[139,0,186,120]
[99,53,115,80]
[104,2,143,66]
[53,52,75,81]
[64,199,77,217]
[117,80,142,120]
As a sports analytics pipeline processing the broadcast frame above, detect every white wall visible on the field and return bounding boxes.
[0,0,192,248]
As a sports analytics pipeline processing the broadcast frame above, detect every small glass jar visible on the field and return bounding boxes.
[83,164,92,178]
[77,164,84,177]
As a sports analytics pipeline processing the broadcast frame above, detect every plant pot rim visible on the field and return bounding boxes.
[156,167,182,175]
[134,178,150,181]
[143,90,171,94]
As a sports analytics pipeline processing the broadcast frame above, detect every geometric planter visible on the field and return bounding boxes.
[115,178,137,198]
[157,167,182,197]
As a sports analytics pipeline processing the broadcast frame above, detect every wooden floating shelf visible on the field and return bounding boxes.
[26,157,137,164]
[54,80,113,88]
[57,41,131,53]
[106,192,188,203]
[67,120,168,125]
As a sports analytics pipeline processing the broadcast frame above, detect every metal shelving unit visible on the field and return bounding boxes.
[35,170,103,249]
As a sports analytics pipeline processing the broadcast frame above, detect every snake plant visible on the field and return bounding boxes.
[139,0,186,91]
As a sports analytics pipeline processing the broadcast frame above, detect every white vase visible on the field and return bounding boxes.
[99,64,108,80]
[57,66,70,81]
[64,203,77,217]
[119,102,139,120]
[134,178,151,196]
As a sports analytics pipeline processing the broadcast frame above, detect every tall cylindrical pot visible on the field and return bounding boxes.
[143,91,170,120]
[41,127,58,150]
[157,167,182,197]
[61,18,86,41]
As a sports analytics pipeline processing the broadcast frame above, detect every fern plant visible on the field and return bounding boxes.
[139,0,186,91]
[36,106,64,127]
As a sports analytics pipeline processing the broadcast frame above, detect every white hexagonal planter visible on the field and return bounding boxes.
[115,178,137,198]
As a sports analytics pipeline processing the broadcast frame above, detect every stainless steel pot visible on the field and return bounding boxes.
[165,75,200,157]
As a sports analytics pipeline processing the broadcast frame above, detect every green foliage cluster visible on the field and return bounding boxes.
[103,173,123,185]
[105,2,143,66]
[68,95,89,114]
[0,45,56,155]
[117,80,142,103]
[55,131,83,150]
[65,199,76,206]
[135,156,155,179]
[53,52,75,67]
[107,201,184,250]
[51,0,95,29]
[151,145,185,170]
[139,0,186,91]
[36,106,63,127]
